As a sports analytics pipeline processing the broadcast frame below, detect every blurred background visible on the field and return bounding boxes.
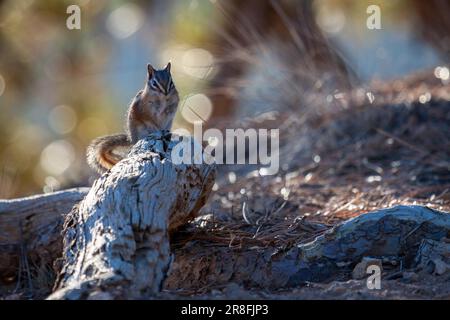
[0,0,449,198]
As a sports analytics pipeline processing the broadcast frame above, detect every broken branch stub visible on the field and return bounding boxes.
[48,131,216,299]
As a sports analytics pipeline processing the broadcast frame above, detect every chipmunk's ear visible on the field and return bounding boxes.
[165,62,171,72]
[147,64,155,78]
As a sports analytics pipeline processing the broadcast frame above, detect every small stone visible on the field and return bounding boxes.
[211,289,222,296]
[88,290,113,300]
[352,257,383,280]
[431,258,449,275]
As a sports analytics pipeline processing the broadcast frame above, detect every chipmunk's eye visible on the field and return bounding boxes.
[150,79,158,89]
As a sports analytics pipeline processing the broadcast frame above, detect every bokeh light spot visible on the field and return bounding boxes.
[106,4,144,39]
[49,105,77,134]
[0,74,5,97]
[182,48,214,78]
[40,140,75,175]
[434,66,449,81]
[43,176,61,193]
[180,93,213,123]
[316,4,346,34]
[419,92,431,104]
[228,172,236,184]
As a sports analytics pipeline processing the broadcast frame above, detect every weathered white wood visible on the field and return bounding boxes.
[48,131,216,299]
[0,188,89,275]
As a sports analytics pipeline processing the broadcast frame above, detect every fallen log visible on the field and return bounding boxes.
[1,171,449,297]
[0,188,89,277]
[47,131,216,299]
[165,205,450,290]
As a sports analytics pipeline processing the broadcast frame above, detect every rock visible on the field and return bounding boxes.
[352,257,382,280]
[87,290,113,300]
[414,239,450,275]
[431,258,449,275]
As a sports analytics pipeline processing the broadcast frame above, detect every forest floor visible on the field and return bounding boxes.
[163,69,450,299]
[1,69,449,300]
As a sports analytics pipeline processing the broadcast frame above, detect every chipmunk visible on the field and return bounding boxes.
[87,63,179,173]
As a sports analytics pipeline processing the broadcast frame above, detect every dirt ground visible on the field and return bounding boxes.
[161,274,450,300]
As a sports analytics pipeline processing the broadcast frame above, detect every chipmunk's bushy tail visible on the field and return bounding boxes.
[86,134,131,173]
